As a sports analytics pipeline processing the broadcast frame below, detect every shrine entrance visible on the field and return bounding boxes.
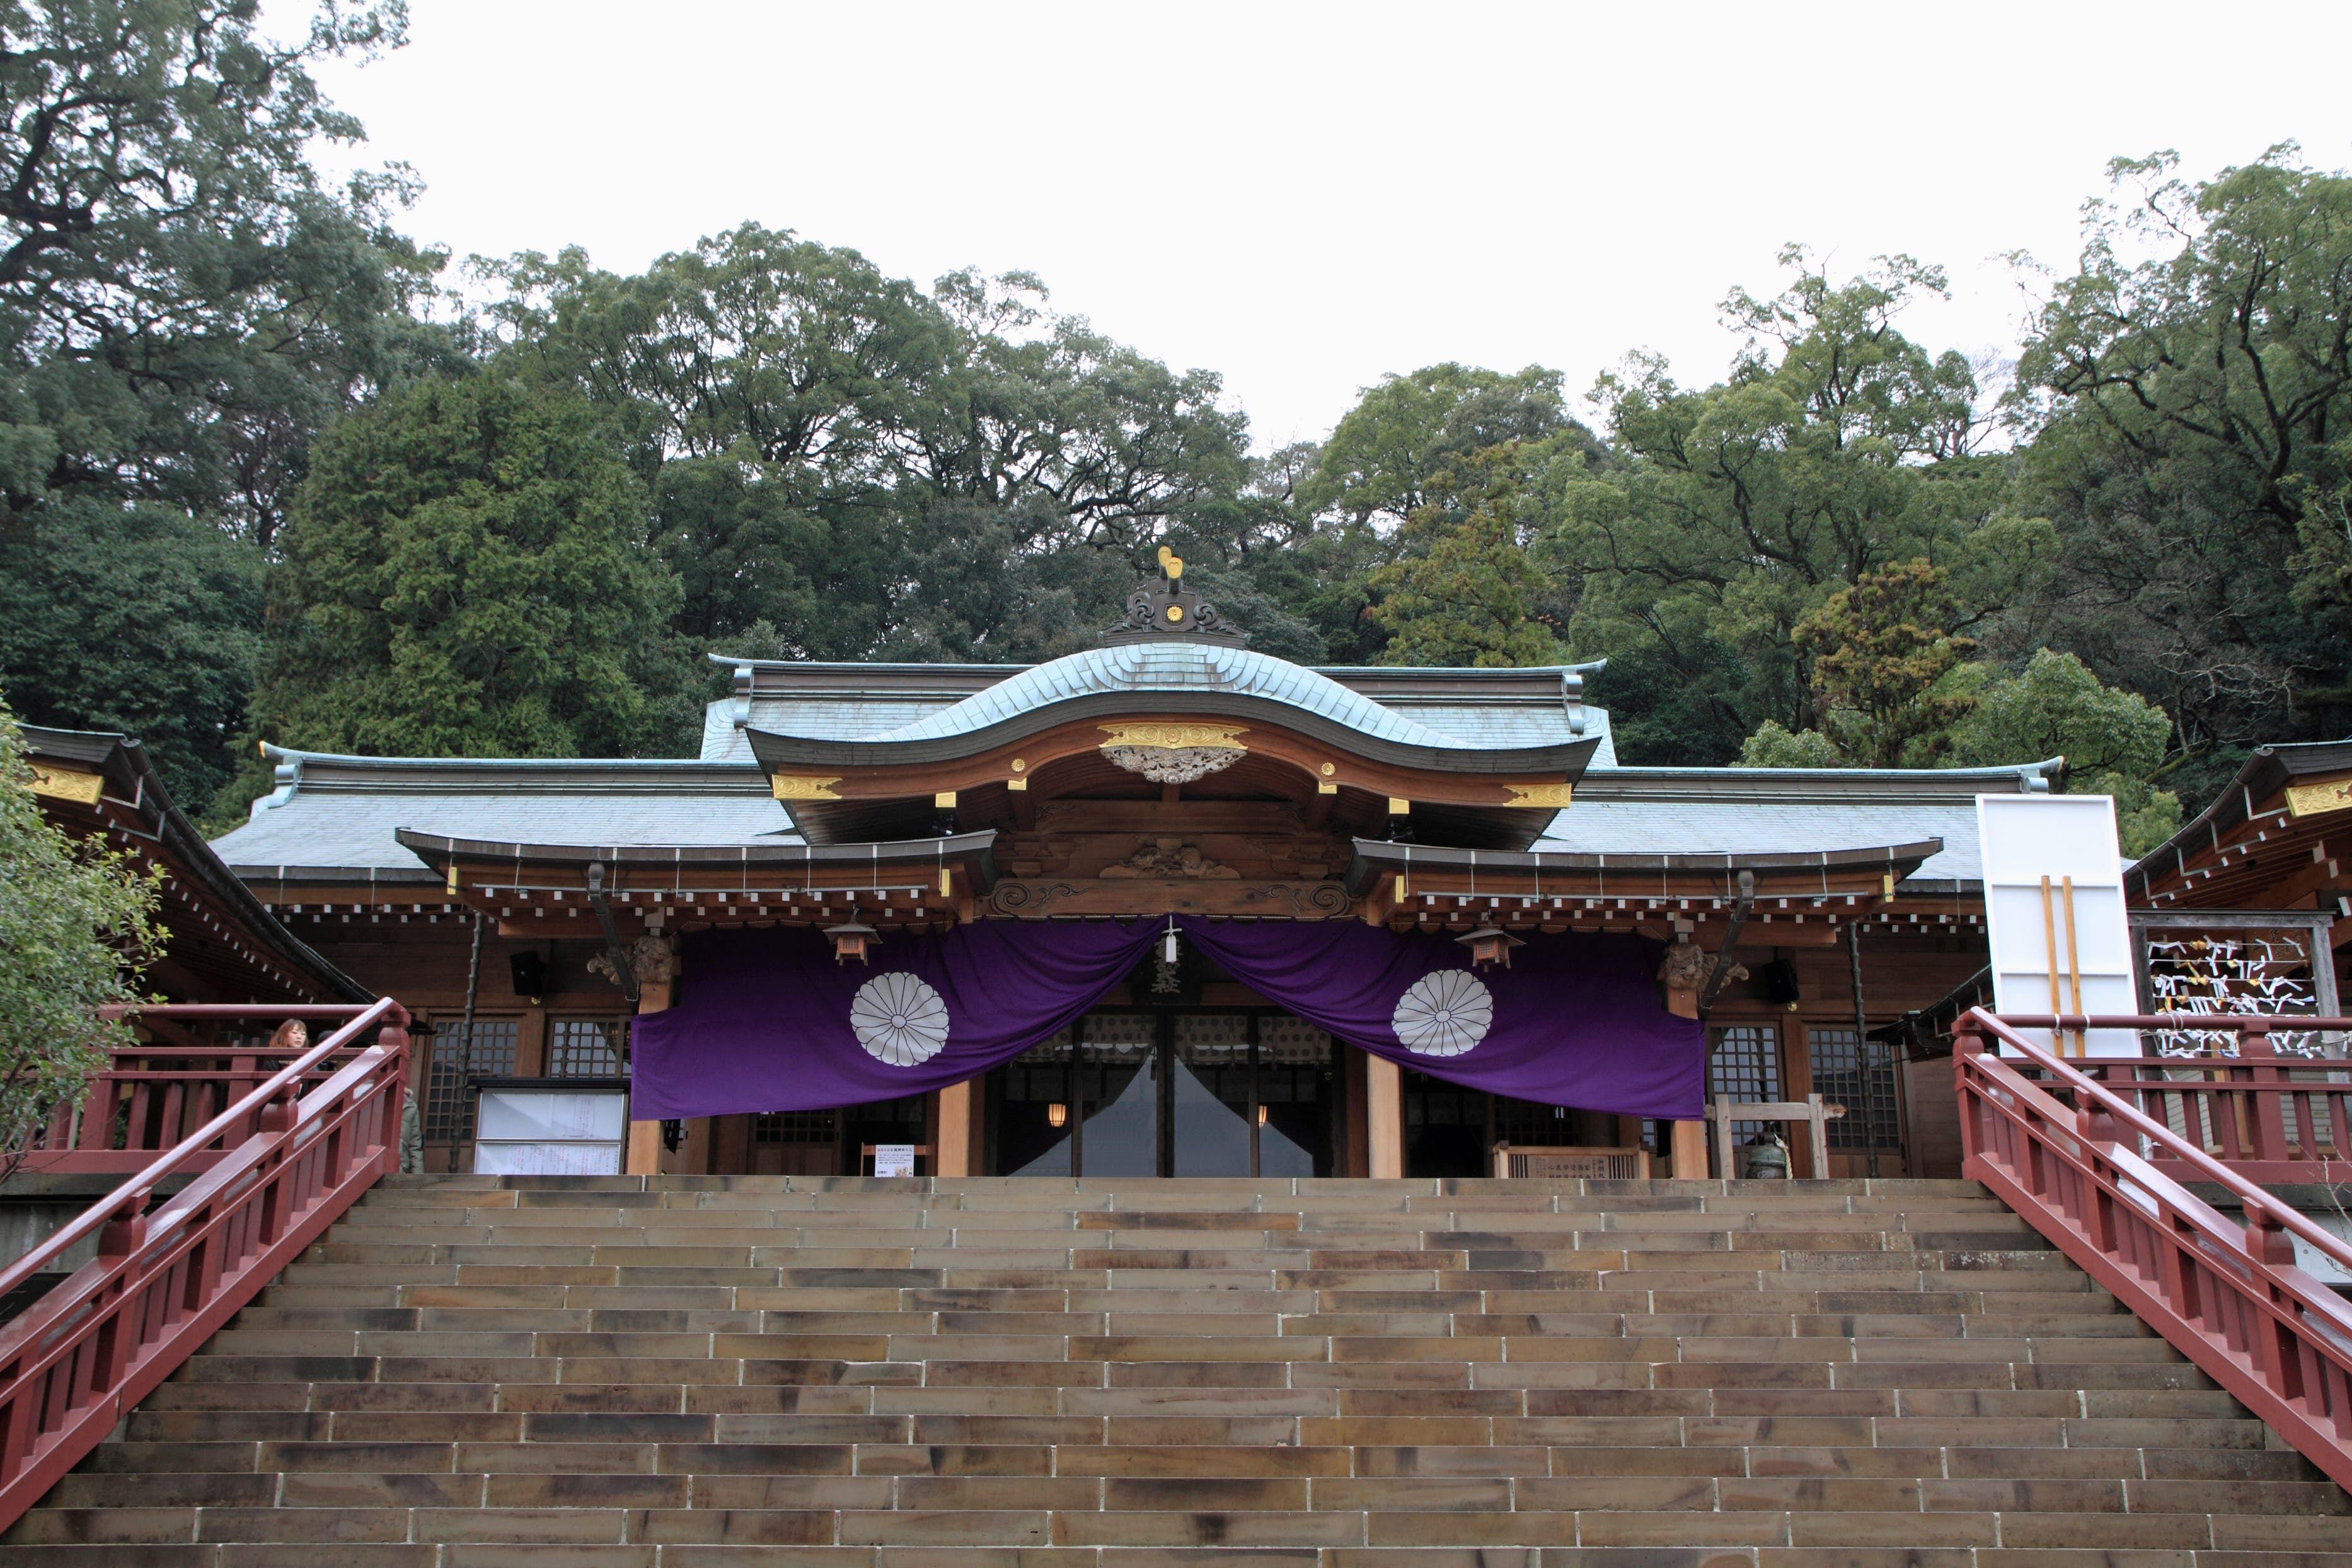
[987,1006,1340,1177]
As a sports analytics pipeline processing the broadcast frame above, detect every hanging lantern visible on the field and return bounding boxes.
[1456,925,1525,970]
[1046,1102,1068,1129]
[824,911,881,965]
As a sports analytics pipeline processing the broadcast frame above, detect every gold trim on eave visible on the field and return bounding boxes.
[1097,723,1247,752]
[770,775,843,801]
[28,764,103,807]
[1503,783,1575,809]
[2285,777,2352,819]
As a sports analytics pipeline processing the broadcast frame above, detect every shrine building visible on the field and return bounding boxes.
[205,556,2044,1182]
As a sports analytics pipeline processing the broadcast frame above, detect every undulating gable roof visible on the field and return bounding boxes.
[702,652,1618,763]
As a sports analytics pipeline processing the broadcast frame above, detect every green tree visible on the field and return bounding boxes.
[0,0,445,542]
[253,373,689,758]
[1301,363,1594,530]
[487,234,1252,662]
[1366,444,1572,667]
[0,497,262,807]
[1949,648,2182,855]
[0,697,161,1167]
[1293,364,1605,662]
[1587,633,1761,766]
[2012,146,2352,779]
[1560,250,2039,746]
[1794,560,1976,766]
[1738,721,1842,768]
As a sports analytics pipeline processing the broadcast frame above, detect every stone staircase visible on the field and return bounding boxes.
[6,1174,2351,1565]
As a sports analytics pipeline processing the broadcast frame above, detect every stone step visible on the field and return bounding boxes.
[12,1175,2348,1560]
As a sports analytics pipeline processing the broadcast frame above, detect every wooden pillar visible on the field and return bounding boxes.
[1366,1053,1404,1179]
[1667,981,1709,1180]
[625,974,671,1177]
[935,1078,981,1177]
[1359,898,1405,1180]
[1782,1016,1816,1179]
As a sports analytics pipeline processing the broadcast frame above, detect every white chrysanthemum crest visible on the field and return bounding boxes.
[1390,969,1494,1058]
[850,972,951,1066]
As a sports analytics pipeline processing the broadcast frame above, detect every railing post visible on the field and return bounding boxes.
[1954,1015,1987,1169]
[86,1214,147,1395]
[2247,1205,2298,1270]
[2242,1020,2293,1163]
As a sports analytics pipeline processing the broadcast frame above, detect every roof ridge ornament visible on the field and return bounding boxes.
[1101,545,1248,647]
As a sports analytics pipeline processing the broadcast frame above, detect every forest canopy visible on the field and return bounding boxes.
[7,4,2349,861]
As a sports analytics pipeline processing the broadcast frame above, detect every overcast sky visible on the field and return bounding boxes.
[296,1,2352,450]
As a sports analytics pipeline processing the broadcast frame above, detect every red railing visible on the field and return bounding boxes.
[1979,1014,2352,1184]
[1958,1008,2352,1491]
[0,1001,408,1530]
[23,1029,380,1175]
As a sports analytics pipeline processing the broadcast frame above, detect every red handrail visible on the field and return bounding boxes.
[21,1022,386,1175]
[0,1000,409,1530]
[1978,1013,2352,1182]
[1959,1007,2352,1489]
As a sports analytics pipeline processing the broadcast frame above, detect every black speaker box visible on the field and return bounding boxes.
[1760,959,1801,1006]
[510,950,548,998]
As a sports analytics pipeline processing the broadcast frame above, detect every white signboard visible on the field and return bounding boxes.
[872,1143,917,1178]
[1976,794,2138,1056]
[473,1088,628,1176]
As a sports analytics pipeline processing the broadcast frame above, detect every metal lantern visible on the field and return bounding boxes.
[824,912,880,966]
[1456,925,1525,970]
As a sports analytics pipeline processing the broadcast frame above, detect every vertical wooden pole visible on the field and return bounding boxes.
[935,1079,978,1177]
[625,974,672,1177]
[1365,1054,1404,1179]
[1782,1017,1816,1179]
[1667,984,1709,1179]
[1359,899,1405,1180]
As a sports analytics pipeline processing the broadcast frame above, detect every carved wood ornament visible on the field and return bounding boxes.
[1099,838,1242,880]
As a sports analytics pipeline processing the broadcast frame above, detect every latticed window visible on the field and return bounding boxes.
[752,1111,837,1144]
[422,1018,519,1143]
[1491,1095,1573,1145]
[548,1018,625,1077]
[1808,1027,1899,1150]
[1707,1023,1780,1149]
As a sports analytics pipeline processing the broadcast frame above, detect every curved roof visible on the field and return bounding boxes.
[869,642,1480,749]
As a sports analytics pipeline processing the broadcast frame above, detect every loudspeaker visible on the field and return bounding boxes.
[510,950,547,1000]
[1760,959,1801,1007]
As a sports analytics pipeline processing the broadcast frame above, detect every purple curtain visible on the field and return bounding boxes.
[630,917,1701,1121]
[1176,921,1700,1119]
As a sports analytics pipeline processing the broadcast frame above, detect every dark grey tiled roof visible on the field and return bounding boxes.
[209,747,795,879]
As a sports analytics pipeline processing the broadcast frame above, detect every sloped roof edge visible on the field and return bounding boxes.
[23,727,372,1002]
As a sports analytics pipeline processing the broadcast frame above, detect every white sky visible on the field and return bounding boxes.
[296,0,2352,451]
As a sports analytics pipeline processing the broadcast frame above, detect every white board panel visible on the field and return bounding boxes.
[1976,794,2138,1056]
[475,1139,623,1177]
[473,1088,628,1176]
[478,1090,628,1143]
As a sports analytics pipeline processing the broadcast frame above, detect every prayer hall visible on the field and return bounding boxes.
[203,552,2031,1183]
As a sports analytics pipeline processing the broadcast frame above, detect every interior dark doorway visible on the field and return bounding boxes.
[987,1007,1339,1177]
[1400,1068,1639,1179]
